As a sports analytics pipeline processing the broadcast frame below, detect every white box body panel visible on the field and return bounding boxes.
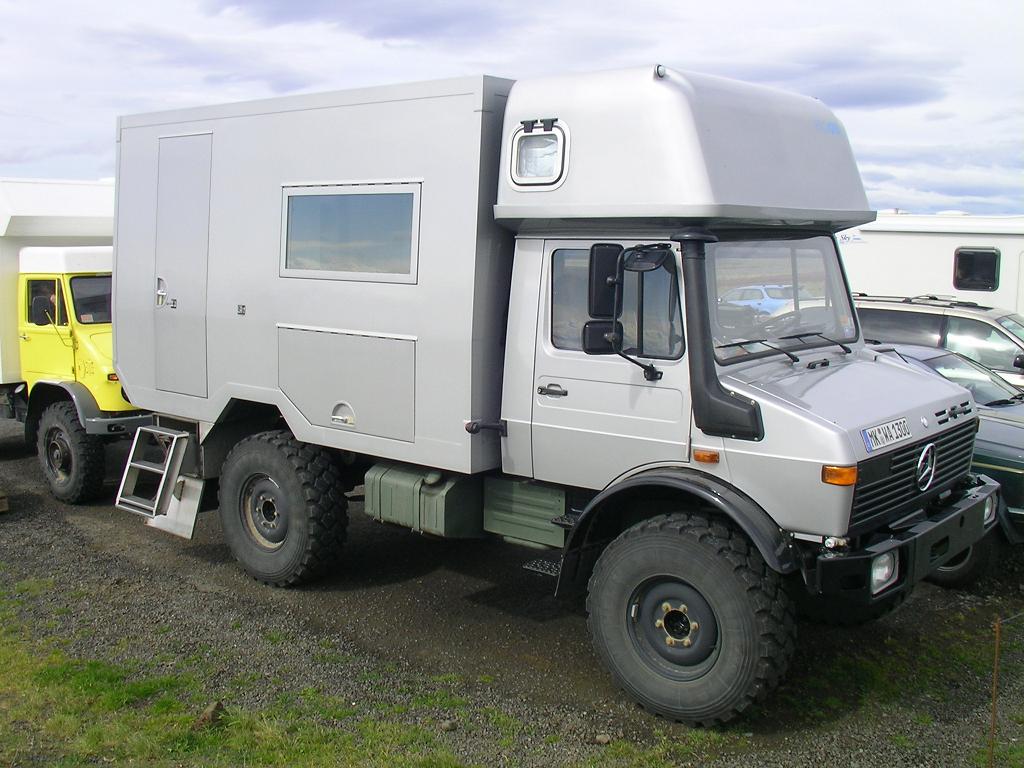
[115,76,514,474]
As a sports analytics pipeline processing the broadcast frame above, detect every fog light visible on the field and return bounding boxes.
[984,496,997,525]
[870,551,898,594]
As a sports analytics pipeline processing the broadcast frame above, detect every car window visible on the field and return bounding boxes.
[922,352,1018,405]
[946,316,1021,371]
[857,308,942,345]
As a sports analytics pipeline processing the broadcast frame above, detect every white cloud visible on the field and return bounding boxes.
[0,0,1020,212]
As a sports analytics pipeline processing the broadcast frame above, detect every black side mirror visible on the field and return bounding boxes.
[1014,353,1024,370]
[623,244,671,272]
[588,243,623,319]
[581,320,623,355]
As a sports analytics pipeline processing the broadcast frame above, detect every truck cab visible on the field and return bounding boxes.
[1,246,149,501]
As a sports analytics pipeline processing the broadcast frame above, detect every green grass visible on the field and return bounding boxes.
[0,592,469,767]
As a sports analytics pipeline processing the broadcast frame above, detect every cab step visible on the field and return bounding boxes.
[115,425,203,540]
[523,557,561,577]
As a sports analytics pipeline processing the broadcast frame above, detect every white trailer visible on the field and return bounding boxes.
[838,212,1024,310]
[112,66,999,725]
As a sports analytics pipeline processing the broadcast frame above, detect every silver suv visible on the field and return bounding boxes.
[855,295,1024,386]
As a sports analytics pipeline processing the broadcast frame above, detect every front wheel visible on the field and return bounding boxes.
[36,401,105,503]
[586,513,796,726]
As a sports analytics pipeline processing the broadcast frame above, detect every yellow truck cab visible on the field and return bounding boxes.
[0,246,149,501]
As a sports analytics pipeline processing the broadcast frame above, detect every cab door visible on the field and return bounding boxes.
[531,240,692,490]
[18,276,75,383]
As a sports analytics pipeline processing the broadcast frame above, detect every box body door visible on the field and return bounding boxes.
[153,133,212,397]
[531,240,692,490]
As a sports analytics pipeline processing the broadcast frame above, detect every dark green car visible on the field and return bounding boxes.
[889,345,1024,586]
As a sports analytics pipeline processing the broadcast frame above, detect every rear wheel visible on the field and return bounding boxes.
[36,401,105,503]
[218,430,348,586]
[586,513,796,726]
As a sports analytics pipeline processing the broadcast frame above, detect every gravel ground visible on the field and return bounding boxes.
[1,417,1022,767]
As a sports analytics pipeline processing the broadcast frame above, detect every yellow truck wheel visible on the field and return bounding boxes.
[36,402,105,503]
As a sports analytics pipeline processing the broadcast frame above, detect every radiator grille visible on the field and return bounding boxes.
[851,420,976,532]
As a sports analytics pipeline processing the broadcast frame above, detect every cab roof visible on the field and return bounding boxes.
[19,246,112,275]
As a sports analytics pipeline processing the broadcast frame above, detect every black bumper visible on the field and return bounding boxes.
[812,474,1000,605]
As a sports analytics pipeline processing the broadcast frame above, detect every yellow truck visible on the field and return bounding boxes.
[0,246,149,501]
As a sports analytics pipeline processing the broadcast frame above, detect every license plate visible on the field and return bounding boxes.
[862,418,912,452]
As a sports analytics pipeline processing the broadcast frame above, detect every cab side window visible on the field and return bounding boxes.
[26,280,68,327]
[946,316,1020,371]
[551,247,684,359]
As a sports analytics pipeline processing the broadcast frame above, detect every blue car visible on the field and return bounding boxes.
[719,284,811,317]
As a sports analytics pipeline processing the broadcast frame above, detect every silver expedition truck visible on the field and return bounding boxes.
[111,66,999,724]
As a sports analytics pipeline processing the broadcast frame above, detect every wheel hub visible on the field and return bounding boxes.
[240,474,288,549]
[656,602,699,647]
[44,428,73,482]
[629,578,719,677]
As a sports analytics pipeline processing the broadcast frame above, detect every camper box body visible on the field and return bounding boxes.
[115,67,872,482]
[0,179,113,384]
[839,213,1024,311]
[115,76,514,474]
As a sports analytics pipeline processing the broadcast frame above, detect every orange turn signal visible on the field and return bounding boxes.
[693,449,720,464]
[107,373,119,382]
[821,465,858,486]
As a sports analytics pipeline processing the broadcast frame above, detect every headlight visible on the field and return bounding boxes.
[870,551,899,594]
[984,496,997,525]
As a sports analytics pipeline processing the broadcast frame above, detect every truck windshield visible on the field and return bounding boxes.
[69,275,112,325]
[705,235,857,363]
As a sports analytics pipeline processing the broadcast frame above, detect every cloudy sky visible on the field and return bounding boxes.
[0,0,1021,214]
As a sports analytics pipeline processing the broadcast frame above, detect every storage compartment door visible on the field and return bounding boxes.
[279,327,415,442]
[154,133,212,397]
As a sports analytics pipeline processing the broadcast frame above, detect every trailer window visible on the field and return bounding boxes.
[550,247,684,359]
[281,183,420,283]
[26,279,68,327]
[953,248,999,291]
[511,124,566,186]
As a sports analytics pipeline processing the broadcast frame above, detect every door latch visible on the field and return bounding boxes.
[537,384,568,397]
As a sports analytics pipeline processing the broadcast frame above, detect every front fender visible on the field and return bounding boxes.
[555,467,798,597]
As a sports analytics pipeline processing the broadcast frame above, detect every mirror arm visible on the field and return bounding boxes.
[616,352,663,381]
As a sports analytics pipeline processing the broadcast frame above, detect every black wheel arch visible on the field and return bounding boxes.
[26,381,98,445]
[555,467,799,598]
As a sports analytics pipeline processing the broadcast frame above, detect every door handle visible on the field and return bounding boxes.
[537,384,568,397]
[156,276,167,307]
[18,334,29,341]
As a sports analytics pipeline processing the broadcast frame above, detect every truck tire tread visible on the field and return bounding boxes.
[586,512,796,727]
[36,401,105,504]
[219,430,348,587]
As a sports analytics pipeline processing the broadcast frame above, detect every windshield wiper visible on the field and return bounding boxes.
[716,338,799,363]
[778,331,852,354]
[984,398,1018,407]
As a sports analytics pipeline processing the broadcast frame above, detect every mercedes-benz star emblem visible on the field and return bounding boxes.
[916,443,937,491]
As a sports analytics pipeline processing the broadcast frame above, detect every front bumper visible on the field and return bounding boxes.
[84,411,153,436]
[811,474,1000,605]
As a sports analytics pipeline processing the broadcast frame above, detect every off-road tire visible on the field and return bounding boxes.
[36,401,105,503]
[926,530,1001,589]
[586,513,796,726]
[218,430,348,587]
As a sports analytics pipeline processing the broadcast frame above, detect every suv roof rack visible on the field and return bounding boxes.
[852,293,993,311]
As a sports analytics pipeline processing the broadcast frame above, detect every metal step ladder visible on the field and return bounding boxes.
[115,425,203,539]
